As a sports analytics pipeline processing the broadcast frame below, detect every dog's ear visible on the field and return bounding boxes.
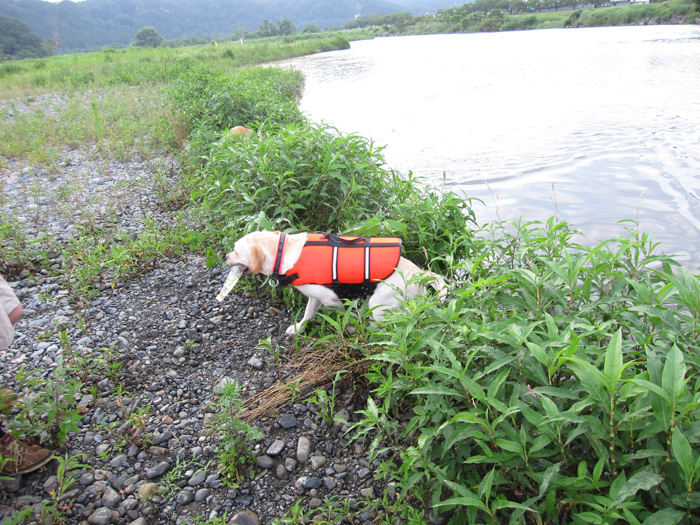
[248,245,265,274]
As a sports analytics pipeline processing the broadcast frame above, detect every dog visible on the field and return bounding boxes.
[229,125,252,138]
[224,231,447,335]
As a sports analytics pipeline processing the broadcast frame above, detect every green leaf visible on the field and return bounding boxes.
[409,386,465,397]
[537,462,562,499]
[630,378,671,404]
[495,438,524,455]
[661,345,687,415]
[433,496,488,512]
[490,498,535,513]
[566,357,609,408]
[640,508,687,525]
[572,511,606,524]
[478,467,495,504]
[672,427,694,482]
[609,470,663,508]
[603,330,623,385]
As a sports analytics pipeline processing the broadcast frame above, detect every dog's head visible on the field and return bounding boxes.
[224,231,275,276]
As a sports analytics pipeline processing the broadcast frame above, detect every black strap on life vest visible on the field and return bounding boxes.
[271,232,292,285]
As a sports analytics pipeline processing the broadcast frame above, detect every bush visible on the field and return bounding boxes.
[168,66,305,142]
[358,219,700,524]
[188,120,477,272]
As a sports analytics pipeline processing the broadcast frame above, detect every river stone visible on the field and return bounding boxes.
[278,414,297,429]
[176,489,194,505]
[109,453,128,469]
[102,485,122,508]
[145,461,170,479]
[79,472,95,486]
[195,488,210,502]
[303,476,322,490]
[188,469,207,486]
[247,356,264,370]
[296,436,313,464]
[310,455,327,470]
[266,438,285,456]
[137,482,159,498]
[87,507,113,525]
[275,464,289,480]
[256,455,274,469]
[230,510,260,525]
[152,430,174,445]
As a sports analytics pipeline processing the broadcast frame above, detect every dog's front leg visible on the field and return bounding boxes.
[285,286,344,336]
[285,297,322,336]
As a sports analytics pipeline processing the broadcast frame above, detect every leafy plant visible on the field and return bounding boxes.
[159,456,210,499]
[307,370,346,426]
[11,357,82,447]
[209,381,262,487]
[9,454,91,524]
[352,221,700,524]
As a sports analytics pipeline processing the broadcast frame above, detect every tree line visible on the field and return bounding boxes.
[0,15,49,60]
[346,0,698,32]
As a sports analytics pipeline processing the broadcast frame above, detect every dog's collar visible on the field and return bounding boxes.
[272,232,288,276]
[271,232,298,286]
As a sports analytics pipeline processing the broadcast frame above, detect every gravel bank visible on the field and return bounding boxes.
[0,150,395,524]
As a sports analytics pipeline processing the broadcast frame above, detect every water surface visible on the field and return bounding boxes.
[279,27,700,268]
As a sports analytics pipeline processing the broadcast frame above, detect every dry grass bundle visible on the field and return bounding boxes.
[241,340,365,422]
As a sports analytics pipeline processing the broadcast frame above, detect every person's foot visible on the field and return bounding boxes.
[0,432,53,475]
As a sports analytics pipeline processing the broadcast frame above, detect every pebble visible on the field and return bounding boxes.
[297,436,313,464]
[256,455,274,469]
[230,510,260,525]
[87,507,113,525]
[101,486,122,508]
[188,469,207,486]
[279,414,297,429]
[145,461,170,479]
[194,488,210,502]
[137,483,159,498]
[266,439,286,456]
[176,490,194,505]
[247,356,264,370]
[310,455,327,470]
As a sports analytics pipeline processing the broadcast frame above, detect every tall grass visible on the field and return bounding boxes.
[0,87,172,164]
[0,35,349,99]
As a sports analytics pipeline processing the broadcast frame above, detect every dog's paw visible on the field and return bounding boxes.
[285,323,304,336]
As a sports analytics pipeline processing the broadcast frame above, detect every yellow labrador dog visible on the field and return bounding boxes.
[224,231,447,335]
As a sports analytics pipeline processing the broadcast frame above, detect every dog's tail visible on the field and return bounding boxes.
[425,271,448,305]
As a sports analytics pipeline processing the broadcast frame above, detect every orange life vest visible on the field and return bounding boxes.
[271,233,402,290]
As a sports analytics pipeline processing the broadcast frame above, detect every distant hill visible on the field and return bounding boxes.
[0,0,425,54]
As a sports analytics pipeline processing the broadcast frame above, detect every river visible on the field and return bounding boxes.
[277,26,700,269]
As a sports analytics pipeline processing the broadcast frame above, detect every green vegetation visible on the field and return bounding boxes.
[355,220,700,523]
[3,26,700,524]
[209,382,263,487]
[134,26,165,48]
[348,0,697,34]
[0,14,48,60]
